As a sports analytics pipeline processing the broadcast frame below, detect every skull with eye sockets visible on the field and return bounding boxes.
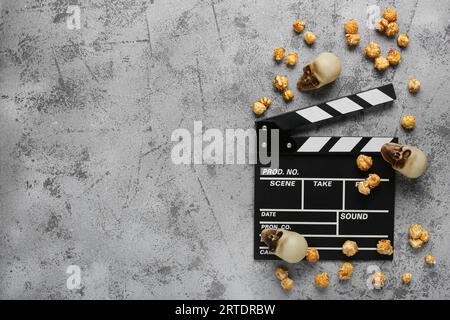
[381,143,428,178]
[260,229,308,263]
[297,52,342,91]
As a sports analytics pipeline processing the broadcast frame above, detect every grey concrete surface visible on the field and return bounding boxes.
[0,0,449,299]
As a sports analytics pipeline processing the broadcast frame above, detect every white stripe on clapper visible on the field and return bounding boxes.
[360,137,394,152]
[329,137,363,152]
[296,106,333,123]
[357,89,393,106]
[326,97,364,114]
[297,137,331,152]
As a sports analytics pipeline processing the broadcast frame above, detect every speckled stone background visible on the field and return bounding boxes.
[0,0,449,300]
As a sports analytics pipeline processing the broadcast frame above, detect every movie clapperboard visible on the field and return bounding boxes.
[254,84,397,260]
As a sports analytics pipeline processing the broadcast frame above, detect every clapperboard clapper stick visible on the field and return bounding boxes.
[254,84,397,260]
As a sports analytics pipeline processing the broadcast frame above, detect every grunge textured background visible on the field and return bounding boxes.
[0,0,449,299]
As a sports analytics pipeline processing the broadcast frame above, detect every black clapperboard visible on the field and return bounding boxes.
[254,84,397,260]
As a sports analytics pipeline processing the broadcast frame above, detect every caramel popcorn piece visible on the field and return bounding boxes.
[425,255,436,266]
[293,20,306,33]
[387,49,401,65]
[252,101,267,116]
[273,47,286,62]
[275,266,295,290]
[338,262,353,280]
[401,115,416,129]
[304,31,317,45]
[409,224,423,240]
[401,272,412,284]
[365,42,381,59]
[344,19,358,34]
[408,224,430,249]
[273,75,289,91]
[409,239,423,249]
[257,97,272,108]
[376,18,389,32]
[285,52,298,66]
[356,154,373,171]
[282,90,294,102]
[377,10,399,37]
[397,34,409,48]
[357,173,381,195]
[375,56,390,71]
[383,7,398,22]
[408,79,421,93]
[345,34,360,46]
[357,181,371,195]
[376,239,393,256]
[342,240,358,257]
[280,277,295,290]
[371,272,386,289]
[385,22,400,37]
[315,272,330,288]
[420,229,430,243]
[275,266,289,281]
[366,173,381,189]
[305,248,320,263]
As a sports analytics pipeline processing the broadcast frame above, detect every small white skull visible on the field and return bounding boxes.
[260,228,308,263]
[297,52,342,91]
[381,143,428,178]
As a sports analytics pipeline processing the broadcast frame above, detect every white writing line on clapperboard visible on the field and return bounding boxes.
[301,179,305,209]
[260,177,390,181]
[259,209,388,213]
[336,211,339,235]
[259,246,378,251]
[259,234,388,238]
[261,221,337,225]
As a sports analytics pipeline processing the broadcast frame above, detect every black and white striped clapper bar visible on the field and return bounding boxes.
[254,84,397,260]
